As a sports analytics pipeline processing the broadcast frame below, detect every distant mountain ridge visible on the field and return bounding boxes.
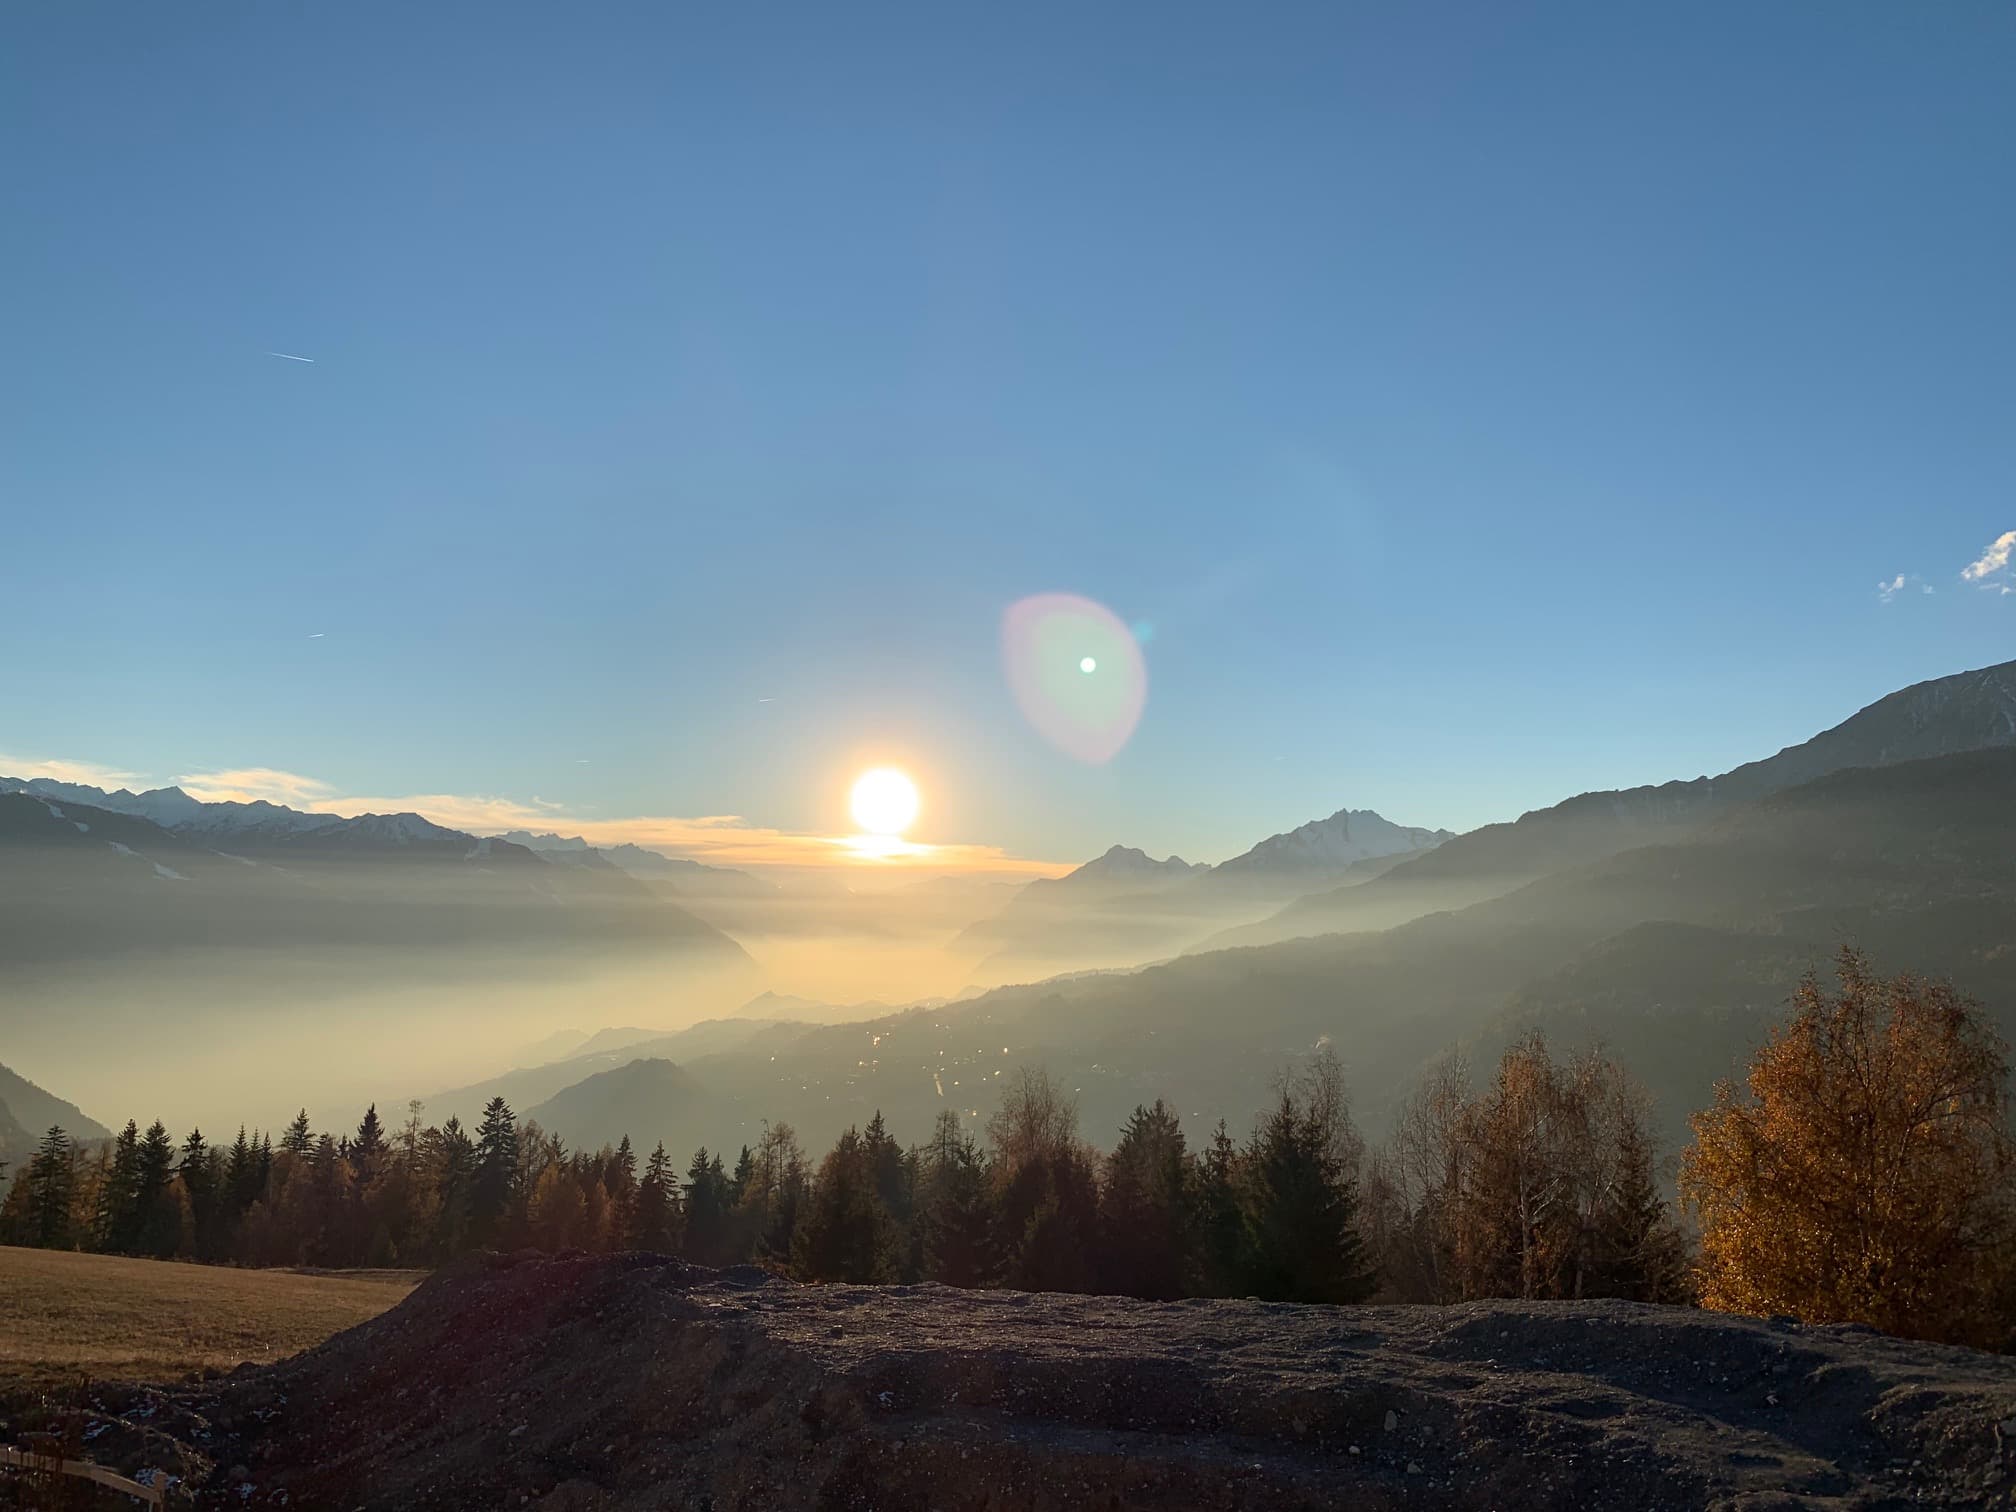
[0,778,339,840]
[498,831,772,893]
[1205,808,1453,883]
[1049,845,1207,891]
[0,789,759,1013]
[1201,657,2016,953]
[951,807,1449,982]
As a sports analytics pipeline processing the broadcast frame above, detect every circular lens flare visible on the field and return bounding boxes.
[850,767,919,836]
[1001,593,1147,764]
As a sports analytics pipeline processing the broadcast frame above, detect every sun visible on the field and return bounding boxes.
[850,767,920,837]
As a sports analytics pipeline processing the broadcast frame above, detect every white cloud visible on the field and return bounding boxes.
[1961,530,2015,584]
[0,754,146,789]
[1876,574,1933,604]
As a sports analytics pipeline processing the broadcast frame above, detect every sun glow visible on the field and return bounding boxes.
[849,767,920,838]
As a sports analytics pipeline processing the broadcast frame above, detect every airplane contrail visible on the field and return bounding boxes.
[266,351,316,363]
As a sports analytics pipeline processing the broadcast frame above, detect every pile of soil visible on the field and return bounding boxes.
[160,1252,2016,1508]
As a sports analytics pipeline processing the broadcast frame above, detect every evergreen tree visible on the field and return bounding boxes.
[681,1147,735,1264]
[862,1111,910,1222]
[729,1145,754,1208]
[281,1109,313,1156]
[792,1128,898,1283]
[917,1110,998,1288]
[96,1121,142,1251]
[1595,1116,1689,1302]
[352,1104,387,1174]
[1098,1101,1190,1299]
[225,1127,258,1217]
[605,1135,638,1240]
[631,1142,680,1250]
[23,1126,77,1249]
[180,1128,218,1258]
[1190,1120,1246,1296]
[472,1098,520,1241]
[430,1115,476,1256]
[134,1121,181,1258]
[1241,1089,1375,1305]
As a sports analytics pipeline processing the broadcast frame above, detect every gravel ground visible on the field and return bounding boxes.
[50,1251,2016,1510]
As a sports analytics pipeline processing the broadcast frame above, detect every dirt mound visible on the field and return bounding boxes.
[171,1252,2016,1510]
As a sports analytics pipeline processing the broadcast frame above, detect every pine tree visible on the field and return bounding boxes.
[281,1110,313,1156]
[352,1104,387,1174]
[23,1126,77,1249]
[729,1145,754,1208]
[792,1128,898,1283]
[430,1115,476,1257]
[97,1121,142,1251]
[134,1121,181,1258]
[226,1127,258,1216]
[1595,1116,1689,1303]
[180,1128,218,1258]
[918,1114,998,1288]
[1189,1120,1246,1296]
[472,1098,520,1242]
[631,1142,680,1250]
[1241,1071,1376,1305]
[682,1147,730,1264]
[862,1111,910,1222]
[1098,1101,1190,1299]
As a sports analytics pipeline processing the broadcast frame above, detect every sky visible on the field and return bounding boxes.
[4,2,2012,872]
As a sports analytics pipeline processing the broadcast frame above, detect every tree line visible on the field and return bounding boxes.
[5,950,2011,1348]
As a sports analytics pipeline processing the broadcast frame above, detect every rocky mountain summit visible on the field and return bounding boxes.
[157,1253,2016,1509]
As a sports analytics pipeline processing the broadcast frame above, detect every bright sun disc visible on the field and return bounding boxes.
[850,767,919,837]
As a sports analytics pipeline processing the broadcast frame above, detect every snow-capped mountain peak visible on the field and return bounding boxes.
[1209,808,1452,878]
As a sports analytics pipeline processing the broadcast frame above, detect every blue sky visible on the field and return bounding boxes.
[4,2,2012,869]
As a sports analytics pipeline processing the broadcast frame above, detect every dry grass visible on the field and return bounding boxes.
[0,1245,420,1388]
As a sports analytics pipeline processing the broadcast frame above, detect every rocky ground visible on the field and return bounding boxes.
[16,1252,2016,1509]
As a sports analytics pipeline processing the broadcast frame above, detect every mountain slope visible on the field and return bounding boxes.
[653,748,2016,1160]
[0,1062,112,1176]
[522,1058,727,1155]
[0,1062,114,1143]
[1201,656,2016,953]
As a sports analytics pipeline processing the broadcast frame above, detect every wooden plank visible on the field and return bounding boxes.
[0,1443,166,1507]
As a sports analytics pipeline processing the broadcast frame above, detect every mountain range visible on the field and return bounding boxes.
[8,657,2015,1172]
[0,781,758,1017]
[950,807,1453,982]
[479,657,2016,1166]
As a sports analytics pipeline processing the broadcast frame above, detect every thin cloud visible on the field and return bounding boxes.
[265,351,316,363]
[1876,574,1933,604]
[95,761,1072,877]
[0,754,146,789]
[1961,530,2015,585]
[307,632,325,639]
[179,767,340,805]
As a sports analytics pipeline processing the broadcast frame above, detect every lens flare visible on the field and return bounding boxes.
[1001,593,1146,763]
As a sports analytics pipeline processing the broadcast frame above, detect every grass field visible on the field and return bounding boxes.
[0,1245,420,1388]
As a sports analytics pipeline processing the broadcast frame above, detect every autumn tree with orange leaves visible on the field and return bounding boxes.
[1681,949,2016,1350]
